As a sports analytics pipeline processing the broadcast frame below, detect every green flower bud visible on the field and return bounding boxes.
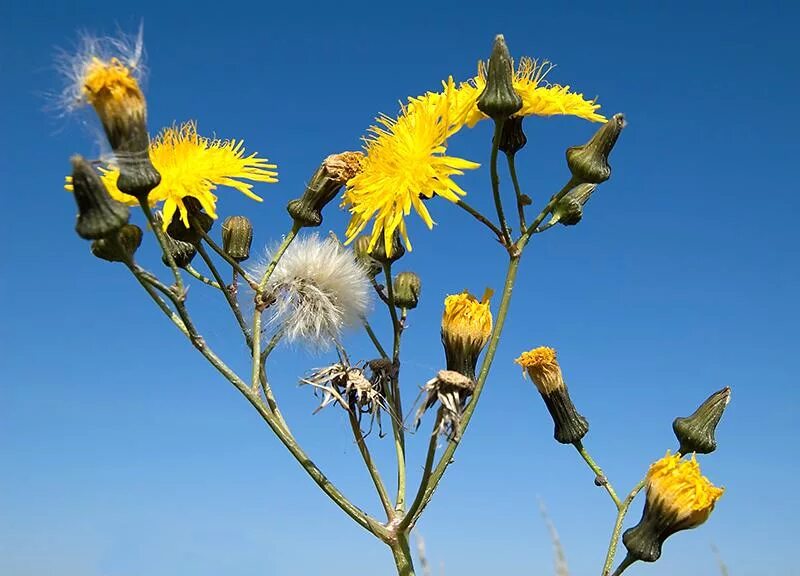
[70,155,129,240]
[673,387,731,455]
[90,224,143,263]
[566,113,625,184]
[393,272,422,309]
[221,215,253,262]
[354,236,381,278]
[477,35,523,121]
[370,230,405,265]
[497,116,527,156]
[287,152,363,227]
[165,197,214,244]
[155,211,197,269]
[551,183,598,226]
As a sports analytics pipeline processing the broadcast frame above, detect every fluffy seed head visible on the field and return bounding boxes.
[252,234,371,348]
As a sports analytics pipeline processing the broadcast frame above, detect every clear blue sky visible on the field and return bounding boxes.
[1,2,797,575]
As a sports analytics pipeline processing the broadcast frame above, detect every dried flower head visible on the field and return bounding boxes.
[441,289,493,378]
[623,452,725,563]
[414,370,476,441]
[515,346,563,394]
[342,84,480,257]
[252,234,371,348]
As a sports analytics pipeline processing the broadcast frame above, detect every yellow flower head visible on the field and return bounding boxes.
[465,57,606,127]
[515,346,564,394]
[441,289,493,377]
[97,121,278,228]
[645,452,725,528]
[81,56,145,127]
[342,87,480,256]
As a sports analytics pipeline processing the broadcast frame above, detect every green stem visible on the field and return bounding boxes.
[602,479,646,576]
[389,533,416,576]
[406,252,522,527]
[522,177,579,240]
[574,441,622,509]
[363,318,389,359]
[348,411,394,518]
[507,154,527,233]
[382,261,407,512]
[490,120,512,245]
[138,199,184,294]
[609,555,636,576]
[398,411,440,531]
[454,198,504,242]
[196,243,251,345]
[185,264,222,289]
[195,225,257,288]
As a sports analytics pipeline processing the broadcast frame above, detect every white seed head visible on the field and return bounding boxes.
[251,234,371,349]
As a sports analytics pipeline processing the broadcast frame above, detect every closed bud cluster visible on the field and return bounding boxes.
[566,113,625,184]
[550,183,598,226]
[70,155,129,240]
[393,272,422,309]
[673,387,731,455]
[477,35,523,121]
[90,224,143,263]
[515,347,589,444]
[622,452,724,564]
[221,215,253,262]
[441,290,493,379]
[288,152,363,227]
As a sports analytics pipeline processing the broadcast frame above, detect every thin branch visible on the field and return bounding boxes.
[602,479,646,576]
[454,199,504,242]
[573,441,622,509]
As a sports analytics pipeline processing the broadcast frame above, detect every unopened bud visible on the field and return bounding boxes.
[155,211,196,269]
[354,236,381,278]
[370,230,405,264]
[288,152,363,227]
[497,116,527,156]
[90,224,143,263]
[477,35,523,121]
[393,272,422,309]
[221,215,253,262]
[70,155,129,240]
[673,387,731,455]
[550,183,598,226]
[566,113,625,184]
[166,198,214,244]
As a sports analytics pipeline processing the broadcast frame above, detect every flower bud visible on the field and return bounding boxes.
[477,35,523,121]
[166,197,214,244]
[550,183,597,226]
[441,290,493,379]
[393,272,422,309]
[221,215,253,262]
[622,452,724,564]
[70,155,130,240]
[288,152,363,227]
[353,236,381,278]
[370,229,405,264]
[566,113,625,184]
[497,116,527,156]
[515,347,589,444]
[81,57,160,199]
[673,387,731,455]
[90,223,143,263]
[154,212,196,269]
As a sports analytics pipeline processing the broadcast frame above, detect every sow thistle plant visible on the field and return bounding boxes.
[60,29,731,576]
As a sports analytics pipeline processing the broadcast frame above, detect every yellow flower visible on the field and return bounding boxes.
[464,57,605,127]
[80,56,146,130]
[342,88,480,256]
[97,121,278,228]
[515,346,565,394]
[441,289,493,377]
[646,452,724,524]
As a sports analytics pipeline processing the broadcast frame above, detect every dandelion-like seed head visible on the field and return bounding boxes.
[342,87,480,256]
[515,346,564,394]
[252,234,371,349]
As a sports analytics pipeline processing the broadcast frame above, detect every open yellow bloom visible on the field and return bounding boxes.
[97,122,278,228]
[464,57,605,127]
[342,87,480,256]
[646,452,724,522]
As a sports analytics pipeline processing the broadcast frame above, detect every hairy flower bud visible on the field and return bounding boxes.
[70,155,129,240]
[166,197,214,244]
[497,116,527,156]
[221,215,253,262]
[288,152,363,227]
[441,290,493,379]
[353,236,382,278]
[90,224,143,263]
[370,229,405,264]
[550,183,598,226]
[477,35,523,121]
[622,453,724,564]
[566,113,625,184]
[393,272,422,309]
[515,347,589,444]
[673,387,731,455]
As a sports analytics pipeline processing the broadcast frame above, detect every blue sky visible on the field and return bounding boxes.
[1,2,798,575]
